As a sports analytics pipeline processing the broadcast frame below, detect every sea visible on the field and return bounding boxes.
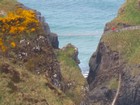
[18,0,124,77]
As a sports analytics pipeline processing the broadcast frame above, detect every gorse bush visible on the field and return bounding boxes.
[0,8,39,52]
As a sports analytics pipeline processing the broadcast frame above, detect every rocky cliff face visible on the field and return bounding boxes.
[82,0,140,105]
[0,1,86,105]
[19,3,59,49]
[82,42,121,105]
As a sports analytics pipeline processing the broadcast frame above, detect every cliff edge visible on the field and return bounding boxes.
[83,0,140,105]
[0,0,86,105]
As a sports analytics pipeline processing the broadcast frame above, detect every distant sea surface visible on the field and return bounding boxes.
[18,0,124,77]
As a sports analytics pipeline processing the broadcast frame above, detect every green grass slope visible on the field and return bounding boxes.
[0,58,75,105]
[102,30,140,64]
[102,0,140,67]
[115,0,140,25]
[56,44,87,105]
[0,43,86,105]
[107,0,140,29]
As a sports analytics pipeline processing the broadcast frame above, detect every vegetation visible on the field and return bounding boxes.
[108,78,119,90]
[56,44,87,105]
[0,8,39,53]
[0,1,86,104]
[102,0,140,78]
[0,58,75,105]
[0,5,75,105]
[0,0,17,15]
[102,29,140,64]
[109,0,140,27]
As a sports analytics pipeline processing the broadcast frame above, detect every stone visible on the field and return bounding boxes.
[48,33,59,49]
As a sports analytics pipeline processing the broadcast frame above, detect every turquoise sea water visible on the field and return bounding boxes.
[18,0,124,77]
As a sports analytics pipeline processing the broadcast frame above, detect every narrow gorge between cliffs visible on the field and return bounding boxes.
[18,0,124,77]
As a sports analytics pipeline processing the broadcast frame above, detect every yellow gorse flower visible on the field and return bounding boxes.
[0,38,3,46]
[0,8,39,35]
[0,8,40,53]
[10,42,16,48]
[1,46,7,52]
[31,28,35,32]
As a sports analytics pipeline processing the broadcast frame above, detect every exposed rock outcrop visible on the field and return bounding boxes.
[57,43,87,105]
[82,39,140,105]
[17,3,59,49]
[36,11,59,49]
[62,43,80,64]
[0,1,86,105]
[48,32,59,49]
[82,42,121,105]
[82,0,140,105]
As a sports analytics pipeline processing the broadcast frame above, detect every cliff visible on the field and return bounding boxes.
[0,0,86,105]
[83,0,140,105]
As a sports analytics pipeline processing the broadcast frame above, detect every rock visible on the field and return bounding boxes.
[0,2,86,105]
[3,6,62,89]
[0,10,6,16]
[87,51,98,84]
[48,33,59,49]
[17,3,58,49]
[83,36,140,105]
[32,9,59,49]
[62,43,80,64]
[138,0,140,8]
[43,22,51,35]
[81,42,131,105]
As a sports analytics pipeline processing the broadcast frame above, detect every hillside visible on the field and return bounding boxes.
[83,0,140,105]
[0,0,86,105]
[0,0,18,16]
[104,0,140,31]
[114,0,140,25]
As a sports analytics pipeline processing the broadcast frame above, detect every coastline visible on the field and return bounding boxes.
[1,0,140,105]
[17,0,124,77]
[83,0,140,105]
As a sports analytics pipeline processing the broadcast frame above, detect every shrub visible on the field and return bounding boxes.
[0,8,40,52]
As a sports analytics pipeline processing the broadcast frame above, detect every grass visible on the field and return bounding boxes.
[0,58,75,105]
[102,29,140,64]
[0,1,86,104]
[56,44,87,105]
[110,0,140,26]
[0,45,86,105]
[0,0,18,15]
[108,78,119,90]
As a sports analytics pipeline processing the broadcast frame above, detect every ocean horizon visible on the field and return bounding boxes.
[18,0,124,77]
